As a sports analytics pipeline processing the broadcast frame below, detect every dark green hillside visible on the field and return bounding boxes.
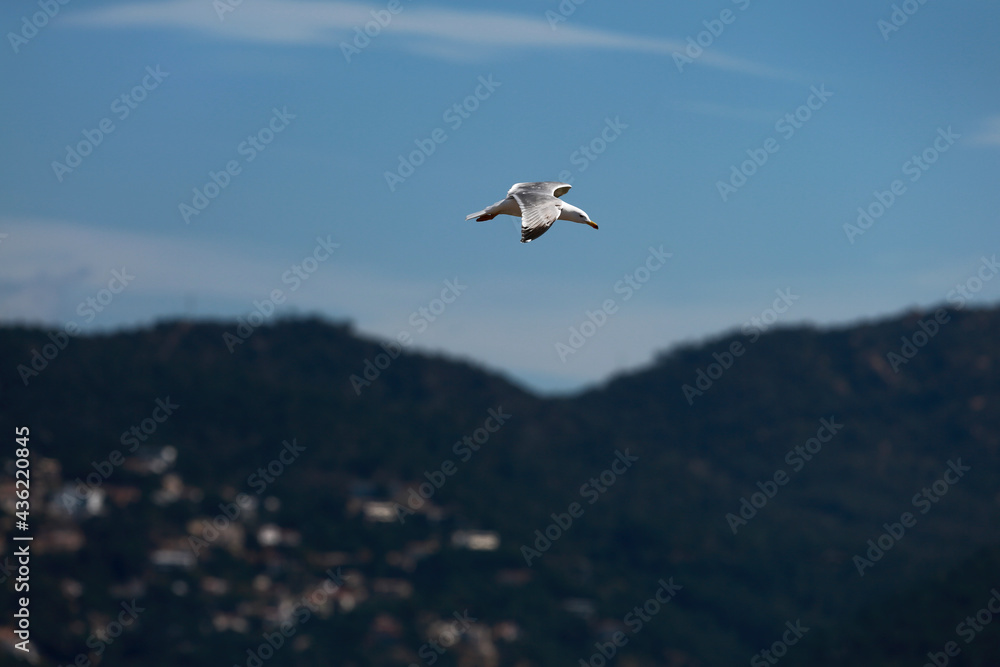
[0,307,998,665]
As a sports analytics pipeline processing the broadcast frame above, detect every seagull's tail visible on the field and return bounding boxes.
[465,209,495,222]
[466,197,508,221]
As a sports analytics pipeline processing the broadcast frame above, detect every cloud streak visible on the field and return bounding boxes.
[63,0,800,79]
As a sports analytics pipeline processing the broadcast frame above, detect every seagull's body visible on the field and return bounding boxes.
[466,181,598,243]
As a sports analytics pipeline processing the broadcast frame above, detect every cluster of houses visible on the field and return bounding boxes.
[0,447,554,666]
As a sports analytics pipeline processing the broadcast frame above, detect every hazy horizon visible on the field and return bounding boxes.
[3,0,999,392]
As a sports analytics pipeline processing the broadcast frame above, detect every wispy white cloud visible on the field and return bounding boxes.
[969,115,1000,146]
[63,0,801,79]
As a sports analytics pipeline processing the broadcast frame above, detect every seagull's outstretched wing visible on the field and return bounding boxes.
[510,191,561,243]
[508,182,572,199]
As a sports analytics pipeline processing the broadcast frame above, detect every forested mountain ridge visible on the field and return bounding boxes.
[1,306,998,666]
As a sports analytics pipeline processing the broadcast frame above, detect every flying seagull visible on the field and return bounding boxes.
[465,182,598,243]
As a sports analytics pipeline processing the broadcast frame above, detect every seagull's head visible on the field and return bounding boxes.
[563,204,598,230]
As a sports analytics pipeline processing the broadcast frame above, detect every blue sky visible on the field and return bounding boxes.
[2,0,999,393]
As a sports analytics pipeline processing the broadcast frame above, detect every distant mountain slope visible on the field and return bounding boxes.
[1,307,998,665]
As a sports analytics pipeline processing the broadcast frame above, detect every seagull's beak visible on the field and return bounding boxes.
[586,220,599,230]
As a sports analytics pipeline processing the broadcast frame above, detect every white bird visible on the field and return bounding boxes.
[465,182,598,243]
